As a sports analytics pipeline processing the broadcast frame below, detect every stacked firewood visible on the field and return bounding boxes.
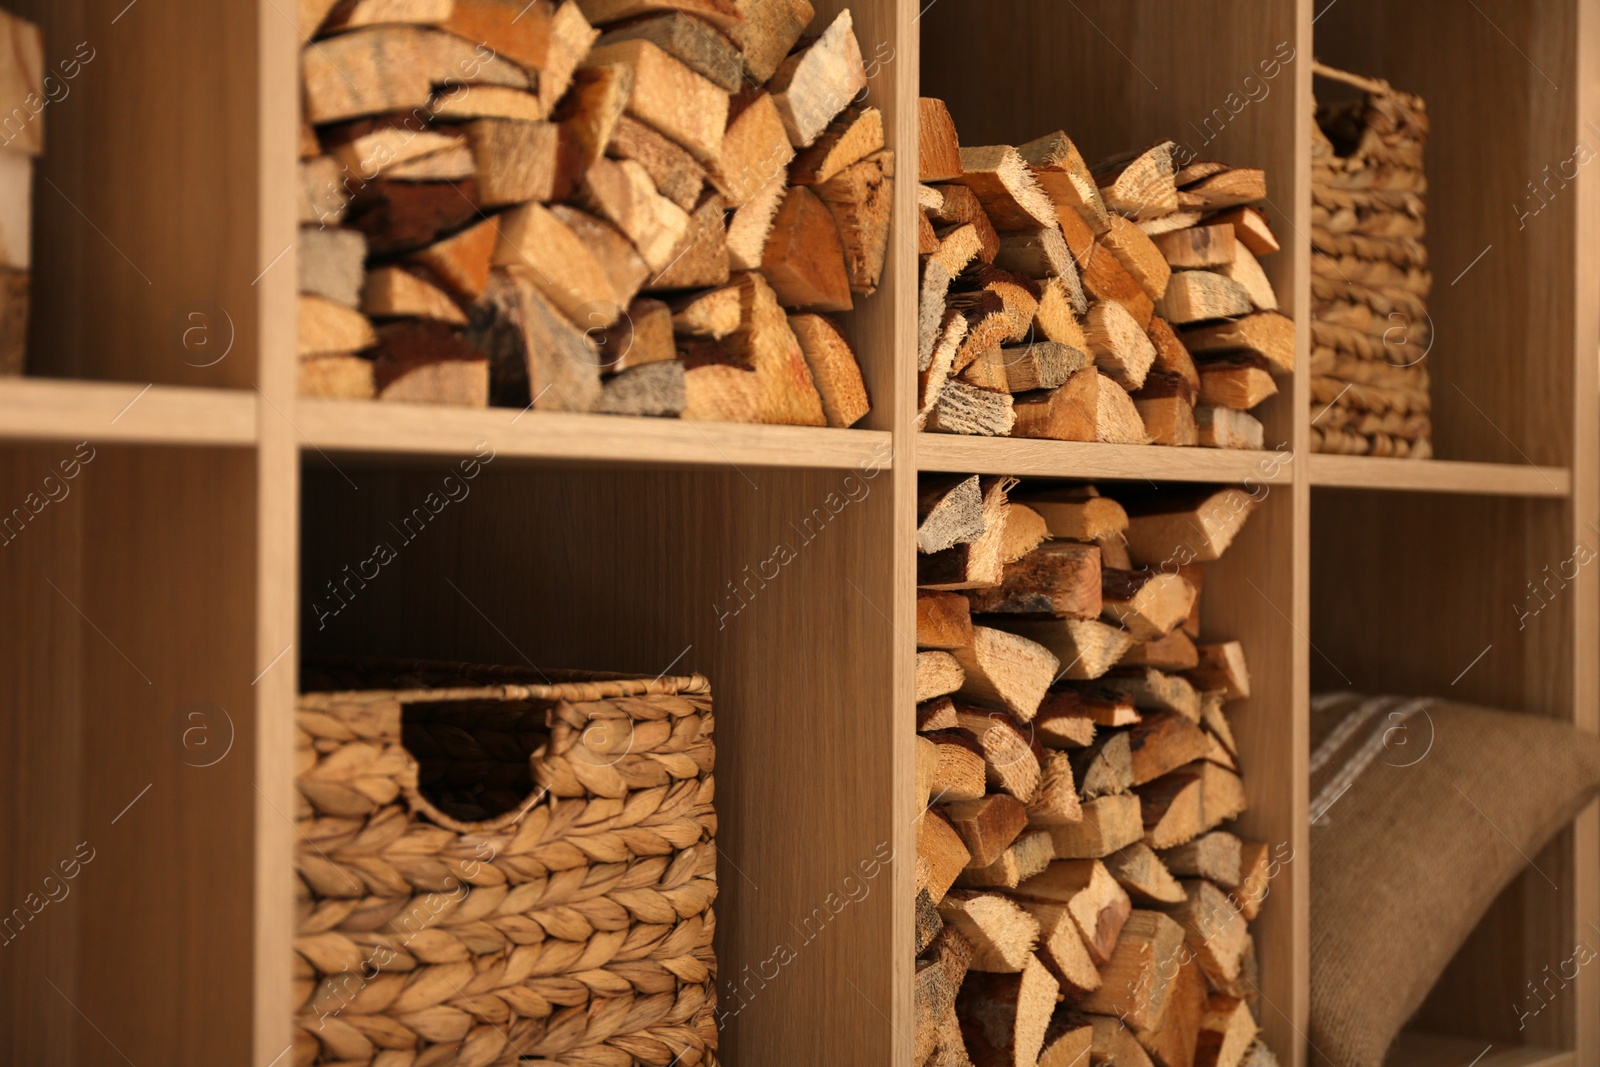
[914,474,1281,1067]
[917,99,1292,449]
[296,0,886,428]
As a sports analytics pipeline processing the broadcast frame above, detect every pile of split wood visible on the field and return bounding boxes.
[914,475,1280,1067]
[297,0,887,428]
[917,99,1291,449]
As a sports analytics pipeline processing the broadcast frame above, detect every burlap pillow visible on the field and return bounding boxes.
[1309,694,1600,1065]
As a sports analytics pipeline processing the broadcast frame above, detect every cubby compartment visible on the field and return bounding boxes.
[1312,488,1591,1061]
[1313,0,1583,470]
[0,442,259,1063]
[298,452,901,1064]
[3,0,262,388]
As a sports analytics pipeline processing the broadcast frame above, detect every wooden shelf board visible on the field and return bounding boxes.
[917,434,1293,484]
[0,378,257,446]
[1309,455,1570,497]
[294,399,894,470]
[1386,1031,1572,1067]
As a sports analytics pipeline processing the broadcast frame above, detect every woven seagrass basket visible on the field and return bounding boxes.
[291,658,718,1067]
[1310,62,1434,458]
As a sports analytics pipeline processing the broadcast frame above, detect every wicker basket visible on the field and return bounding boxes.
[1310,62,1434,458]
[291,658,718,1067]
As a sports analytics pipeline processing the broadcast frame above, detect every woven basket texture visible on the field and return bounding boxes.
[291,659,718,1067]
[1311,63,1434,458]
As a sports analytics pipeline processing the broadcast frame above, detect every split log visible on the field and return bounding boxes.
[1197,357,1277,411]
[1124,488,1259,567]
[684,270,826,425]
[1200,692,1237,758]
[952,626,1059,722]
[1184,308,1292,375]
[1135,395,1199,447]
[300,226,367,307]
[917,650,966,703]
[409,217,499,304]
[584,38,729,161]
[930,380,1017,437]
[1086,300,1158,391]
[1128,711,1213,787]
[1179,167,1265,210]
[1188,641,1250,700]
[1105,668,1201,722]
[919,807,973,903]
[299,355,376,399]
[919,475,986,554]
[966,541,1102,619]
[959,831,1056,890]
[1007,618,1136,680]
[1134,958,1207,1067]
[767,10,866,148]
[952,145,1060,231]
[1170,879,1251,988]
[958,958,1061,1067]
[1000,504,1050,564]
[1104,215,1172,302]
[724,175,786,271]
[1035,275,1089,337]
[1012,859,1132,967]
[648,189,731,289]
[727,0,812,83]
[1021,488,1128,542]
[1139,210,1204,236]
[1084,1014,1158,1067]
[761,185,854,311]
[598,296,676,372]
[1104,842,1187,905]
[1147,317,1200,401]
[494,202,638,324]
[1093,142,1178,220]
[608,114,705,211]
[1071,730,1133,799]
[1046,795,1143,859]
[1138,770,1206,850]
[815,148,895,294]
[1122,629,1201,673]
[946,793,1030,868]
[302,26,534,125]
[1206,206,1279,256]
[1102,570,1197,640]
[919,477,1013,589]
[371,320,490,404]
[1216,244,1277,312]
[938,890,1040,973]
[1040,1018,1097,1067]
[362,266,467,325]
[1011,368,1099,443]
[1152,223,1236,269]
[1047,686,1137,731]
[1195,762,1248,830]
[1100,534,1134,571]
[1231,842,1272,922]
[1157,271,1253,325]
[790,105,884,185]
[994,228,1074,280]
[681,362,760,419]
[929,184,1002,264]
[1002,341,1087,393]
[594,359,685,414]
[1161,831,1242,890]
[1195,407,1265,451]
[1032,694,1100,750]
[579,156,695,273]
[299,295,377,357]
[1194,995,1258,1067]
[671,283,741,338]
[919,97,964,182]
[1077,909,1187,1030]
[596,12,743,92]
[1017,129,1110,234]
[558,65,633,174]
[1020,903,1102,999]
[427,85,549,122]
[708,90,793,207]
[954,708,1043,802]
[970,268,1043,341]
[923,728,988,805]
[789,312,869,427]
[917,958,956,1065]
[1180,564,1204,638]
[1095,374,1150,445]
[1027,751,1084,827]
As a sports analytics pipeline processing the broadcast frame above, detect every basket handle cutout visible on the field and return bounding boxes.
[398,697,554,833]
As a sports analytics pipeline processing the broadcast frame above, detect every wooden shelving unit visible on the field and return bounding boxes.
[0,1,1594,1065]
